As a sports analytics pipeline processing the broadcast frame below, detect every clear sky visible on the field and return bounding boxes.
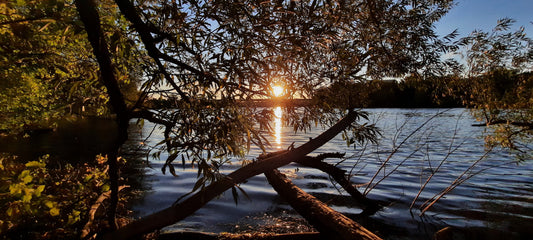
[435,0,533,38]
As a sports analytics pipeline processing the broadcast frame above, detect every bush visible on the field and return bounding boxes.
[0,154,111,239]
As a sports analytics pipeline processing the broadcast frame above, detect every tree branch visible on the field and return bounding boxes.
[113,0,197,103]
[75,0,131,230]
[296,155,380,213]
[81,185,129,239]
[0,17,55,26]
[130,109,173,128]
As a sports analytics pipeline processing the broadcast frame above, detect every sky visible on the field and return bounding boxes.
[435,0,533,38]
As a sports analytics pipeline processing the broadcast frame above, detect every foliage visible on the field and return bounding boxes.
[0,0,141,133]
[0,154,111,239]
[463,69,533,156]
[104,0,457,181]
[2,0,458,181]
[446,19,533,157]
[458,18,533,76]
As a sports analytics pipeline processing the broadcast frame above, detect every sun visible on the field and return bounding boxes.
[272,84,284,97]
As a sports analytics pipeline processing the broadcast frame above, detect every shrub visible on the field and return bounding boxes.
[0,154,111,239]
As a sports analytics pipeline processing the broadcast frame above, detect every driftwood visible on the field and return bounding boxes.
[104,110,362,240]
[264,169,382,240]
[257,151,380,214]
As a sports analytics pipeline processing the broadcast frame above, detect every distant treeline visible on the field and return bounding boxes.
[312,77,463,108]
[314,70,533,109]
[148,70,533,109]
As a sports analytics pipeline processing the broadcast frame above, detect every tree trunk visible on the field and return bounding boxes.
[104,110,361,240]
[74,0,131,230]
[264,169,382,240]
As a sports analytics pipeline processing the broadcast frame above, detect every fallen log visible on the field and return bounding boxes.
[104,110,361,240]
[264,169,382,240]
[296,154,380,214]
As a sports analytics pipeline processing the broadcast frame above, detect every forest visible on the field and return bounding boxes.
[1,0,532,239]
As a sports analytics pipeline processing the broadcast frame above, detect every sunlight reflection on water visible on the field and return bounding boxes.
[273,106,282,148]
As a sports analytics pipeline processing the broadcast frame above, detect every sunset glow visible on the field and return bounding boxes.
[272,85,284,97]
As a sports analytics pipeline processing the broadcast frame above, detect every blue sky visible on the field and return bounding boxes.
[435,0,533,38]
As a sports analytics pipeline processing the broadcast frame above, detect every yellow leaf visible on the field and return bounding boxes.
[72,210,80,217]
[44,200,55,209]
[9,184,22,195]
[25,161,45,168]
[6,207,13,217]
[67,210,81,225]
[22,175,32,184]
[50,207,60,216]
[35,185,45,197]
[18,170,30,180]
[22,193,32,203]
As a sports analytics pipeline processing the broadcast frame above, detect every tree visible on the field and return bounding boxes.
[449,19,533,158]
[0,0,141,133]
[6,0,457,238]
[0,0,145,232]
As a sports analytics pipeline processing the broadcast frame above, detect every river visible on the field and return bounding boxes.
[131,108,533,239]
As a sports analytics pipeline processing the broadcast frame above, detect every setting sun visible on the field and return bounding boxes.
[272,85,284,97]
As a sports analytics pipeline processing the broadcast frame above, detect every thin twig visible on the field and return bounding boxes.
[363,110,448,195]
[409,112,466,210]
[419,148,493,215]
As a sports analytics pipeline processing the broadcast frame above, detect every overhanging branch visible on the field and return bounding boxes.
[104,110,361,239]
[114,0,191,103]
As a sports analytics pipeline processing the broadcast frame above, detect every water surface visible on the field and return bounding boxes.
[132,108,533,239]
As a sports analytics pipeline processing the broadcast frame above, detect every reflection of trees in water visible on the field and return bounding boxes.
[0,118,149,190]
[0,119,119,165]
